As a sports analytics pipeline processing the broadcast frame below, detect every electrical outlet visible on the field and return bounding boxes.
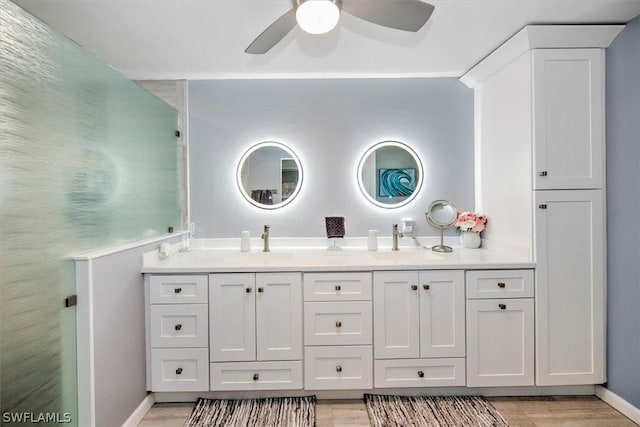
[401,218,414,235]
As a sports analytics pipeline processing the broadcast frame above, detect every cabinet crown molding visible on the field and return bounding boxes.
[460,24,625,88]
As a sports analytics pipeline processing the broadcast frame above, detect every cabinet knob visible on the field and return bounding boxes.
[246,287,252,293]
[335,284,341,291]
[335,321,342,328]
[497,282,506,288]
[539,171,548,177]
[174,287,182,294]
[253,373,259,381]
[417,370,425,378]
[174,324,182,331]
[175,368,183,375]
[258,287,264,293]
[499,303,507,310]
[336,365,342,373]
[411,285,418,291]
[423,284,430,290]
[538,204,547,209]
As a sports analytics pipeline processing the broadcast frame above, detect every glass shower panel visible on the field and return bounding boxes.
[1,0,181,424]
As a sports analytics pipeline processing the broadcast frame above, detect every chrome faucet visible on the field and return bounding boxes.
[261,225,270,252]
[392,224,403,251]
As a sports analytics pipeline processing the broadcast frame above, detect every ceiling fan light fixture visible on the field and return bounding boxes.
[296,0,340,35]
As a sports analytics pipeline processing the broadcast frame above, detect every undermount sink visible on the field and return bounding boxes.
[227,251,296,264]
[369,250,442,263]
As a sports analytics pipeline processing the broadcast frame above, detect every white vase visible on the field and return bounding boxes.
[460,231,481,248]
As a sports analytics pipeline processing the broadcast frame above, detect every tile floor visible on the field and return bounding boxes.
[138,396,637,426]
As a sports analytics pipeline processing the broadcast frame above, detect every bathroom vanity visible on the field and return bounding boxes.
[142,246,542,398]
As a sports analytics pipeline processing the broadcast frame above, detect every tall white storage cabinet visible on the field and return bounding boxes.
[461,25,623,387]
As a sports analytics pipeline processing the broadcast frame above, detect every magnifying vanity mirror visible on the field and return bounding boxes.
[426,199,458,252]
[357,141,424,208]
[237,141,303,209]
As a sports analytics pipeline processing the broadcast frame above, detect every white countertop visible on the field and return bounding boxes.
[141,238,534,273]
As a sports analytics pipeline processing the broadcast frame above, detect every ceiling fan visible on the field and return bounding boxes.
[245,0,435,54]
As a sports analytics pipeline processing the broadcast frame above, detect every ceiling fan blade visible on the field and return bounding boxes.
[245,8,297,54]
[341,0,434,32]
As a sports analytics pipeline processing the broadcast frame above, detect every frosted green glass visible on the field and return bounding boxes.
[0,0,181,424]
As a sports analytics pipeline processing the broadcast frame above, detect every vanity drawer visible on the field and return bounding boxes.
[304,346,373,390]
[150,348,209,392]
[210,361,303,391]
[303,272,372,301]
[149,275,208,304]
[374,358,466,388]
[150,304,208,348]
[304,301,372,346]
[466,270,534,299]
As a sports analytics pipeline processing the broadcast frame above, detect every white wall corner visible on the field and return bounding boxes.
[75,260,95,427]
[595,385,640,425]
[121,393,156,427]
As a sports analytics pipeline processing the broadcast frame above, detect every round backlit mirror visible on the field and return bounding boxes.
[237,141,303,209]
[426,199,458,252]
[357,141,424,208]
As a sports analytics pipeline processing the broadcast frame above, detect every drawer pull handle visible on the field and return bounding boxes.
[499,303,507,310]
[418,370,425,378]
[253,373,259,381]
[411,285,418,291]
[497,282,506,288]
[246,287,252,293]
[335,321,342,328]
[539,171,548,177]
[174,287,182,294]
[539,204,547,209]
[423,284,430,290]
[176,368,183,375]
[336,365,342,373]
[335,285,342,291]
[174,324,182,331]
[258,287,264,293]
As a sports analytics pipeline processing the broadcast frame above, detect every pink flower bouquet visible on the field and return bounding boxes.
[455,212,488,233]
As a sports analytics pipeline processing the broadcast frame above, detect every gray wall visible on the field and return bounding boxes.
[189,79,474,239]
[605,16,640,407]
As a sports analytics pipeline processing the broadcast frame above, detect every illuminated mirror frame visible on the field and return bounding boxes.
[236,141,303,210]
[356,140,424,209]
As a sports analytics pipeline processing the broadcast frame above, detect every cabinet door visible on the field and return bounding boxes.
[373,271,420,359]
[532,49,604,190]
[419,271,465,358]
[256,273,302,361]
[535,190,605,385]
[209,273,256,362]
[466,299,534,387]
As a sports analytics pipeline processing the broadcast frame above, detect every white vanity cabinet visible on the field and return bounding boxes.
[146,275,210,392]
[465,270,535,387]
[461,26,620,389]
[532,49,604,190]
[209,272,303,390]
[534,190,605,385]
[373,270,466,388]
[303,272,373,390]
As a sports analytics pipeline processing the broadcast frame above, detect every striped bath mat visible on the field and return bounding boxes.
[365,394,509,427]
[184,396,316,427]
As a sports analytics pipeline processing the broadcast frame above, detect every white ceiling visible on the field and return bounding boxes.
[13,0,640,80]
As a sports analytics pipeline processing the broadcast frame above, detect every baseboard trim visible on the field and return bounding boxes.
[595,385,640,424]
[122,393,155,427]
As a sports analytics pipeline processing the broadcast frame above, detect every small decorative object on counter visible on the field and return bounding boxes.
[325,216,345,251]
[367,229,379,251]
[455,212,488,249]
[240,230,251,252]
